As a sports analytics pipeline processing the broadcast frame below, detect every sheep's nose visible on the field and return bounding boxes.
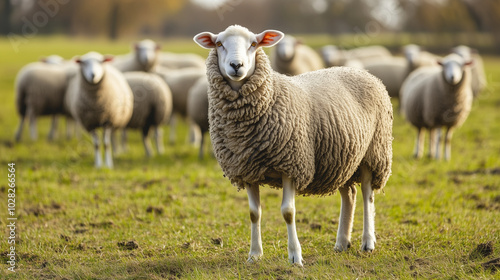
[230,61,243,71]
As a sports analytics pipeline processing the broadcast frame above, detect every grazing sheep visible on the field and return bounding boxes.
[123,72,173,157]
[159,52,206,70]
[194,25,393,266]
[403,44,439,73]
[321,45,392,67]
[155,67,205,144]
[14,57,77,142]
[400,53,473,161]
[270,35,324,75]
[187,77,209,159]
[452,45,487,98]
[363,56,409,99]
[112,39,160,73]
[65,52,133,168]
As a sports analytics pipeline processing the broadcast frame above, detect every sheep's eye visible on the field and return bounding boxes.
[216,42,223,47]
[251,42,257,47]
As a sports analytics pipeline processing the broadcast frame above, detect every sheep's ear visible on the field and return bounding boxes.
[437,60,443,66]
[103,55,114,63]
[256,30,284,47]
[465,60,474,66]
[74,57,81,64]
[133,43,139,50]
[155,43,162,51]
[40,57,47,63]
[194,32,217,49]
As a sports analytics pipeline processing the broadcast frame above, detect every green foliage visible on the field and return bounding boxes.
[0,36,499,279]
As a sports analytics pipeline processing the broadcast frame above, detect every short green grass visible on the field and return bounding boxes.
[0,36,499,279]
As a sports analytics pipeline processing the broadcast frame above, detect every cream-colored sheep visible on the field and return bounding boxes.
[195,25,393,266]
[452,45,487,98]
[321,45,392,67]
[112,39,160,73]
[270,35,324,75]
[187,77,209,159]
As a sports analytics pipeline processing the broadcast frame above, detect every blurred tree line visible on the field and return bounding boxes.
[1,0,499,51]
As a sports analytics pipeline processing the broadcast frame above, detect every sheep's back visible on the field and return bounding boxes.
[187,77,209,133]
[364,57,408,98]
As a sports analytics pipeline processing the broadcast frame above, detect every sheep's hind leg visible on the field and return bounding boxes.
[435,128,442,160]
[282,175,303,266]
[154,126,165,155]
[428,128,437,159]
[103,127,114,168]
[28,107,37,141]
[91,130,103,168]
[48,115,58,141]
[361,165,376,252]
[413,127,424,159]
[334,184,356,251]
[14,115,26,142]
[444,127,454,161]
[142,126,153,158]
[246,185,263,263]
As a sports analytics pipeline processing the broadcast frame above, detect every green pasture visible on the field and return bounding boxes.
[0,36,499,279]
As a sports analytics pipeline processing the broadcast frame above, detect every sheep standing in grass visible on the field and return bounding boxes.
[187,77,209,159]
[112,39,161,73]
[65,52,133,168]
[363,56,409,99]
[159,52,206,70]
[321,45,392,67]
[270,35,324,75]
[123,72,172,157]
[403,44,440,73]
[14,56,77,142]
[400,54,473,160]
[452,45,487,98]
[194,25,393,266]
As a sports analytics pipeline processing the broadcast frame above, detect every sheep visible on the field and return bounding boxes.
[14,56,78,142]
[187,76,210,159]
[159,52,206,70]
[112,39,160,73]
[400,53,473,161]
[65,52,133,168]
[452,45,487,98]
[123,72,173,157]
[321,45,392,67]
[155,67,205,144]
[363,56,409,99]
[194,25,393,266]
[270,35,324,75]
[403,44,440,73]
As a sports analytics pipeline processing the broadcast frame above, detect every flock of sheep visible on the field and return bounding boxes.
[13,24,487,265]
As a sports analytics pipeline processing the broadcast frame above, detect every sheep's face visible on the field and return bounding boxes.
[276,36,297,62]
[321,45,341,66]
[134,40,160,70]
[403,44,421,67]
[438,54,473,86]
[452,45,472,61]
[194,25,283,90]
[76,52,113,85]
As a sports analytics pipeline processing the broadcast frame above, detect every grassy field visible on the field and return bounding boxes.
[0,36,499,279]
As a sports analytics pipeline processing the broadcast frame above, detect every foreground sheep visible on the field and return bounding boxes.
[270,35,324,75]
[400,54,473,160]
[452,45,487,97]
[321,45,392,67]
[14,56,77,142]
[123,72,173,157]
[65,52,133,168]
[187,77,210,159]
[112,39,160,73]
[194,25,393,265]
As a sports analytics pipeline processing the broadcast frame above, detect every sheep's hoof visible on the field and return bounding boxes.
[246,254,262,264]
[289,255,304,267]
[334,240,351,252]
[361,238,376,252]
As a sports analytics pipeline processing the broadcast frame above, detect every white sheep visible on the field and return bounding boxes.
[452,45,487,98]
[112,39,160,73]
[155,67,205,144]
[159,52,206,70]
[187,76,210,159]
[14,56,77,142]
[194,25,393,266]
[65,52,133,168]
[403,44,440,73]
[270,35,324,75]
[363,56,409,99]
[123,72,173,157]
[400,53,473,161]
[321,45,392,67]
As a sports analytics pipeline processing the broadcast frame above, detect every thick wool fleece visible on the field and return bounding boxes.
[207,48,393,196]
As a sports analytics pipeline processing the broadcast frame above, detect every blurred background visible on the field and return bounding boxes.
[1,0,500,53]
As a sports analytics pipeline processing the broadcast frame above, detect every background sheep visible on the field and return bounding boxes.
[403,44,440,73]
[14,57,77,142]
[112,39,160,73]
[400,53,473,160]
[65,52,133,168]
[187,76,210,160]
[123,72,173,157]
[321,45,392,67]
[270,35,324,75]
[452,45,487,98]
[194,25,392,266]
[159,52,206,70]
[363,56,409,99]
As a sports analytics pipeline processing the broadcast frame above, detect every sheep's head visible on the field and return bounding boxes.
[194,25,283,90]
[134,39,161,71]
[321,45,342,67]
[451,45,473,61]
[403,44,422,67]
[75,52,113,85]
[40,55,64,65]
[275,35,299,62]
[438,53,473,86]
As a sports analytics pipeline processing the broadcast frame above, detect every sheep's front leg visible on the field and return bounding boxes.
[434,128,442,160]
[198,133,205,160]
[413,127,424,159]
[14,115,26,142]
[428,128,437,159]
[282,176,303,266]
[103,127,114,168]
[334,184,356,251]
[142,126,153,158]
[48,115,58,141]
[154,126,165,155]
[444,127,454,161]
[246,185,263,262]
[91,130,102,168]
[361,165,376,252]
